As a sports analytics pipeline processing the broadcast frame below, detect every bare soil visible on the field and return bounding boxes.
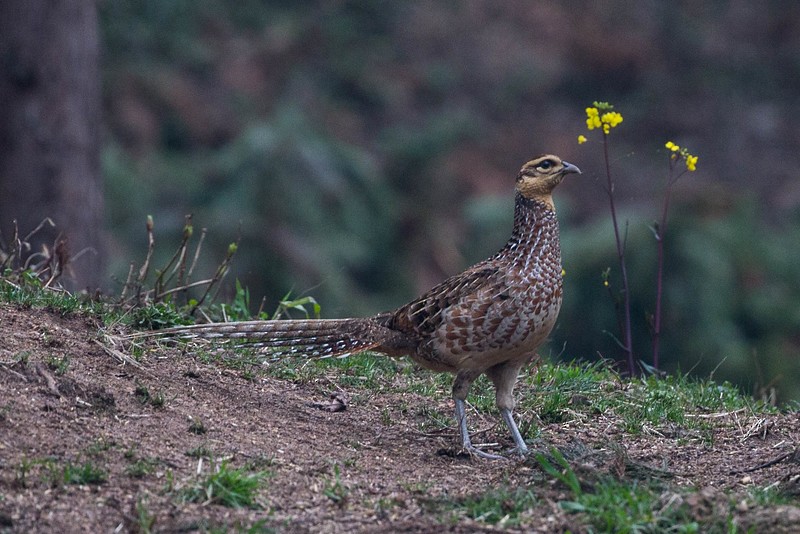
[1,303,799,533]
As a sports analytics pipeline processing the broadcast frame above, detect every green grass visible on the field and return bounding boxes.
[14,457,36,488]
[127,301,191,330]
[46,354,70,375]
[134,382,168,408]
[188,417,207,435]
[443,449,741,533]
[186,443,214,458]
[322,463,349,506]
[125,456,159,478]
[6,350,30,366]
[447,487,538,526]
[56,460,108,486]
[251,354,788,532]
[562,478,701,533]
[85,437,115,456]
[134,498,156,534]
[207,519,275,534]
[204,340,780,455]
[534,447,583,495]
[515,362,776,441]
[253,351,775,446]
[17,457,108,488]
[0,267,195,331]
[182,460,269,508]
[260,350,415,388]
[745,485,796,507]
[0,274,89,314]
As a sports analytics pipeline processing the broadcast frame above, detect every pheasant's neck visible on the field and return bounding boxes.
[501,193,561,266]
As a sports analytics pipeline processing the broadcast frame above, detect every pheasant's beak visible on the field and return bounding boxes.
[562,161,582,175]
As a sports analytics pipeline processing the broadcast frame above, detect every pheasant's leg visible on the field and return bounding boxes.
[452,370,502,460]
[486,362,529,456]
[500,408,528,455]
[454,399,503,460]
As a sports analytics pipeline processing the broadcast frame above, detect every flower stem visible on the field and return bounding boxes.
[651,183,670,371]
[602,135,635,374]
[652,163,682,370]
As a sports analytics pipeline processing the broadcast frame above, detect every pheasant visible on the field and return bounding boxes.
[152,154,580,459]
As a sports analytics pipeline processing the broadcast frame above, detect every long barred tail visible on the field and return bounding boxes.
[148,318,389,358]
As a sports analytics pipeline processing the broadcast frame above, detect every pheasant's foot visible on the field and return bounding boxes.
[454,399,507,460]
[462,443,505,461]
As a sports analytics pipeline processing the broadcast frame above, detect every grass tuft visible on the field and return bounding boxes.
[322,464,349,506]
[186,443,214,458]
[46,354,70,376]
[56,461,108,486]
[182,460,268,508]
[134,382,168,408]
[134,498,156,534]
[125,457,159,478]
[450,487,538,526]
[188,418,207,435]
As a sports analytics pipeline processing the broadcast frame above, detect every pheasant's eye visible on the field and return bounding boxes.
[537,159,554,170]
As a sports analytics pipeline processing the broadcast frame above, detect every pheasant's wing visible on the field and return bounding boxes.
[387,263,506,338]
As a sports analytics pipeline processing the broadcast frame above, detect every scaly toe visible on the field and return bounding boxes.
[463,444,506,460]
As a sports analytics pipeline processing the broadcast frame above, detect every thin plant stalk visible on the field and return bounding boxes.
[651,159,687,370]
[601,135,635,375]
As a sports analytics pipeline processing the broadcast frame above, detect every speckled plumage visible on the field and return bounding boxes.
[383,192,563,371]
[154,155,580,459]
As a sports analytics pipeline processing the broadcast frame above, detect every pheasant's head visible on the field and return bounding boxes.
[516,154,581,210]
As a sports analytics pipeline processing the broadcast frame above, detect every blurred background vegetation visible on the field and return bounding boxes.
[19,2,800,399]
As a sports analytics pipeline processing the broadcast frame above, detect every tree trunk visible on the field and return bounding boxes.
[0,0,104,290]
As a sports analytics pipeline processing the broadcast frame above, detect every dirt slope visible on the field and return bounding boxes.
[1,304,799,533]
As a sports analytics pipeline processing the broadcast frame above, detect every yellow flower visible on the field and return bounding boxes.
[583,102,623,137]
[665,141,699,172]
[603,280,609,287]
[585,105,623,134]
[601,112,623,128]
[585,107,601,130]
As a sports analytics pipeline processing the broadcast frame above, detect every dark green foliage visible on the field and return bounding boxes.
[556,200,800,401]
